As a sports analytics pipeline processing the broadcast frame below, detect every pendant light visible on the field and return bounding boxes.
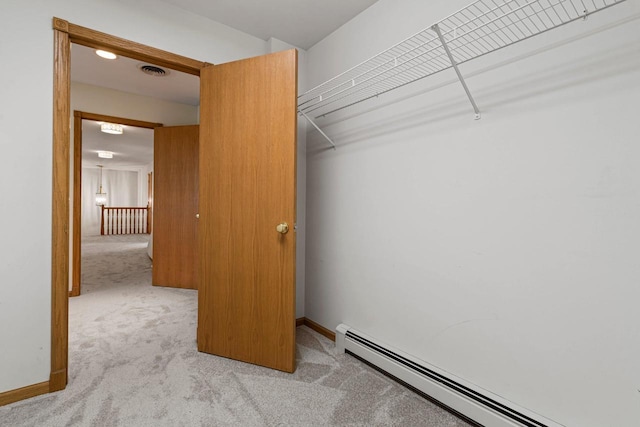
[95,165,107,206]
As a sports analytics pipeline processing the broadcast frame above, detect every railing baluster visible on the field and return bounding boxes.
[100,207,150,235]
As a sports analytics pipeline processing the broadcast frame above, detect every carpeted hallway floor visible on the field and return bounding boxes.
[0,235,472,427]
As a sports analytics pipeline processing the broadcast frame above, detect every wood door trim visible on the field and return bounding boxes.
[70,111,82,298]
[53,18,204,76]
[147,172,153,234]
[51,17,203,401]
[77,111,163,129]
[51,26,70,393]
[0,381,50,407]
[71,111,164,298]
[300,318,336,342]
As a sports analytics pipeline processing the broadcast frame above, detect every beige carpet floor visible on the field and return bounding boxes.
[0,234,472,427]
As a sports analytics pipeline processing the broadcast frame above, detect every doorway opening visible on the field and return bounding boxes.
[52,17,204,391]
[71,111,161,297]
[53,17,298,395]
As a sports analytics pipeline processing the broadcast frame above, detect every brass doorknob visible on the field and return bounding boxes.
[276,222,289,234]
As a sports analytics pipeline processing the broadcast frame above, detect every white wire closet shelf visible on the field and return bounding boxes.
[298,0,626,148]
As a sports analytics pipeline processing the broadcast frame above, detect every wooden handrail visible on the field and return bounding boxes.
[100,205,151,235]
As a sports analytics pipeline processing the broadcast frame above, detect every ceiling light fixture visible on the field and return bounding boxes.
[101,123,123,135]
[98,151,114,159]
[95,49,117,60]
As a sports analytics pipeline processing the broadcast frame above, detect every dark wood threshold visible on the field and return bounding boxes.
[296,317,336,342]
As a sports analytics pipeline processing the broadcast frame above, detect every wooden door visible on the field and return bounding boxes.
[197,50,297,372]
[153,125,199,289]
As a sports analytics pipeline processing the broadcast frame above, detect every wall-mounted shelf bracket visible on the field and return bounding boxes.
[299,110,336,149]
[432,24,481,120]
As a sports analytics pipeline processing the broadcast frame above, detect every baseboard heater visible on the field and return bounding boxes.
[336,324,562,427]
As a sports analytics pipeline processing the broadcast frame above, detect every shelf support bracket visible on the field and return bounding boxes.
[432,24,481,120]
[299,110,336,149]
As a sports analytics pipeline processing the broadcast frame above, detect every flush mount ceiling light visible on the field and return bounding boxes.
[95,49,117,60]
[98,151,114,159]
[101,123,123,135]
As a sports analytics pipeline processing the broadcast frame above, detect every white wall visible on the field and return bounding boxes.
[0,0,268,394]
[304,1,640,427]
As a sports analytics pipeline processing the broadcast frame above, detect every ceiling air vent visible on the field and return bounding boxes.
[139,64,168,77]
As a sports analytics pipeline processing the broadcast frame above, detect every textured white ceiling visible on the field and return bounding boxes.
[154,0,379,49]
